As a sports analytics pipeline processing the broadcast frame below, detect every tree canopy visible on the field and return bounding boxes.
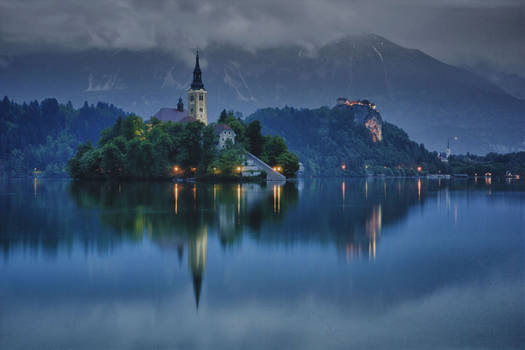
[68,112,300,180]
[0,96,127,176]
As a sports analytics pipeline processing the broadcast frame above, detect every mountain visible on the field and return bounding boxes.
[1,34,524,154]
[464,63,525,100]
[494,73,525,100]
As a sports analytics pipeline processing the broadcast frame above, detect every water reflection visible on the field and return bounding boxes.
[3,178,522,260]
[0,178,523,349]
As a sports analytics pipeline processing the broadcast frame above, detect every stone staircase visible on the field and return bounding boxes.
[244,151,286,182]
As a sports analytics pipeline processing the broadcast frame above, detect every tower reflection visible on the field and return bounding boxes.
[188,225,207,308]
[0,179,450,306]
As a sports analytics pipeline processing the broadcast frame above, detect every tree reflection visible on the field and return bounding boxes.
[3,177,522,306]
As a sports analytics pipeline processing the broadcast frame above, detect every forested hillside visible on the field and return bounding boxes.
[248,105,444,176]
[0,97,127,176]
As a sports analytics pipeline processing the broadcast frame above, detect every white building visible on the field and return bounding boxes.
[438,139,451,163]
[241,158,263,177]
[214,124,236,149]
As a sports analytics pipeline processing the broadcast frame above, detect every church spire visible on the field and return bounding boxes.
[177,96,184,112]
[191,50,204,90]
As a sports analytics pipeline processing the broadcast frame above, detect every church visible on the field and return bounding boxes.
[154,51,208,125]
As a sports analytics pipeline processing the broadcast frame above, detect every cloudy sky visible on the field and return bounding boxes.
[0,0,524,74]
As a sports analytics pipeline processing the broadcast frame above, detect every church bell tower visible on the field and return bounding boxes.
[187,51,208,125]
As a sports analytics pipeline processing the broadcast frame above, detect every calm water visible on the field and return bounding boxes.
[0,178,524,350]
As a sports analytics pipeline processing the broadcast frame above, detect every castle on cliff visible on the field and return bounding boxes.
[336,97,383,142]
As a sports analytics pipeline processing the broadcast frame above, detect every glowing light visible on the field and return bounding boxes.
[173,166,179,172]
[277,185,281,214]
[237,166,242,172]
[341,164,346,170]
[417,166,422,172]
[173,184,179,215]
[237,184,241,215]
[273,185,277,213]
[33,178,38,199]
[213,184,216,210]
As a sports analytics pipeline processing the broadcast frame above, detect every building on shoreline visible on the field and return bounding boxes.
[438,139,451,162]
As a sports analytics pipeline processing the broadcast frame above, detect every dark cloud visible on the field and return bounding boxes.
[0,0,523,74]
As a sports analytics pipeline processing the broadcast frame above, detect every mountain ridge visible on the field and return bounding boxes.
[1,33,523,154]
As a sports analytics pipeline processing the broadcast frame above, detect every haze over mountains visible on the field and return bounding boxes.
[1,34,523,154]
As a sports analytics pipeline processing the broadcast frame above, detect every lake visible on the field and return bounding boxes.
[0,178,523,349]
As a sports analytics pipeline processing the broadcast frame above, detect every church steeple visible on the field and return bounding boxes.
[187,50,208,125]
[191,50,204,90]
[177,97,184,112]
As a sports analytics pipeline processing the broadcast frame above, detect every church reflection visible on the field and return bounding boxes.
[0,177,483,307]
[188,225,207,308]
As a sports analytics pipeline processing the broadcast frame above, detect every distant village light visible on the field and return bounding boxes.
[417,166,422,172]
[341,164,346,170]
[173,166,179,172]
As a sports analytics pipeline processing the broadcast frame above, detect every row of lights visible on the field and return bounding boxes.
[174,165,284,174]
[341,164,424,172]
[173,166,196,173]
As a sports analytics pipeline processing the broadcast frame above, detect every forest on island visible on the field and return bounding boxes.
[68,110,299,180]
